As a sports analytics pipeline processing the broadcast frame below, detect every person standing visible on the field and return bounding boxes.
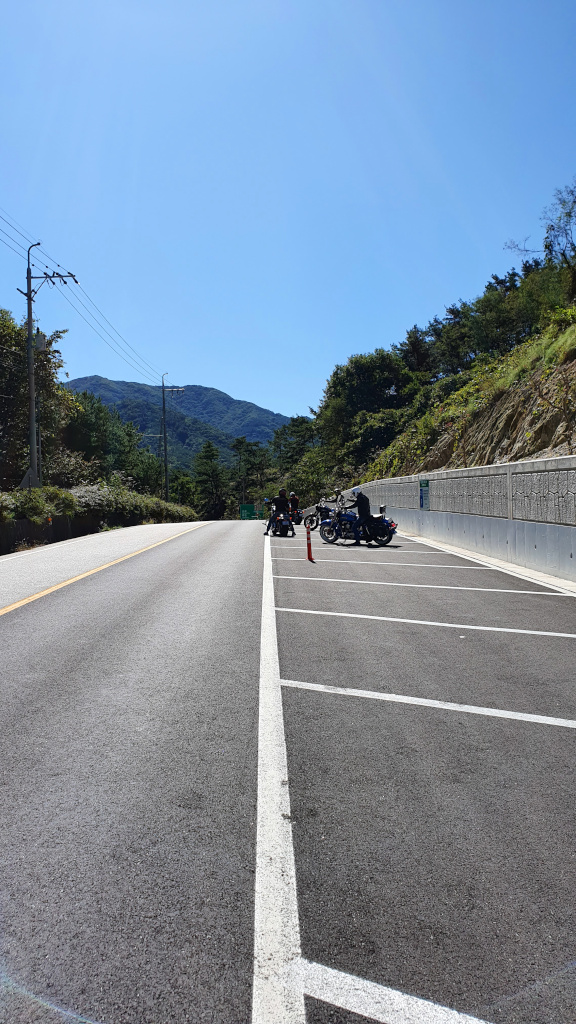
[347,486,371,544]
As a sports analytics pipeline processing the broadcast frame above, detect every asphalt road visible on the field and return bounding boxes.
[1,522,576,1024]
[0,522,262,1024]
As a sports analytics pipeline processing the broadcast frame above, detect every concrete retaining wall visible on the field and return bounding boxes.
[343,455,576,583]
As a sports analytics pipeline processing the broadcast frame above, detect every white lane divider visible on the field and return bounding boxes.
[254,541,495,1023]
[276,606,576,638]
[298,960,491,1024]
[272,558,498,569]
[273,574,560,595]
[282,679,576,729]
[252,538,305,1023]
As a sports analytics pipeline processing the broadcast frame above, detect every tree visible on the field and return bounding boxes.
[62,390,163,492]
[506,176,576,303]
[542,178,576,302]
[0,308,72,489]
[230,436,271,502]
[193,441,228,519]
[270,416,317,475]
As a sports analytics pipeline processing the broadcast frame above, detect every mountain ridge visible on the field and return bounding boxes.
[65,376,290,444]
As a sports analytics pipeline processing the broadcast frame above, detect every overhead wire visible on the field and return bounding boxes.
[57,282,164,383]
[0,234,26,261]
[0,204,168,386]
[0,207,62,272]
[75,283,166,381]
[55,285,160,386]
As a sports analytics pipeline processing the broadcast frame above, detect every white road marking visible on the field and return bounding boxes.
[272,558,498,569]
[298,959,491,1023]
[252,538,305,1024]
[282,679,576,729]
[273,574,559,595]
[396,532,576,596]
[276,606,576,639]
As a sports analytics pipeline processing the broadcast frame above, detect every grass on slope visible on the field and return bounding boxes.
[364,316,576,481]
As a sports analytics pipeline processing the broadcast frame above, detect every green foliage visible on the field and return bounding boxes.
[62,391,163,492]
[0,492,15,523]
[0,483,196,526]
[192,441,229,519]
[542,305,576,338]
[70,484,196,523]
[270,416,317,474]
[363,323,576,478]
[0,308,72,489]
[283,184,576,494]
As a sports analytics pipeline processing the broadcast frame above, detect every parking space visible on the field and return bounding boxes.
[265,529,576,1023]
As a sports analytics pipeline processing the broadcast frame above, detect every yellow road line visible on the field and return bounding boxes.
[0,523,207,618]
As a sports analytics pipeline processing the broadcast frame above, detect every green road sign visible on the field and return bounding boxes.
[419,479,430,511]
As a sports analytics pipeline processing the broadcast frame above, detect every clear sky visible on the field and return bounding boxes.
[1,0,575,417]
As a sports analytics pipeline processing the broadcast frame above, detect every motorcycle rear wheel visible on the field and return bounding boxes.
[372,530,392,545]
[319,523,338,544]
[304,514,319,530]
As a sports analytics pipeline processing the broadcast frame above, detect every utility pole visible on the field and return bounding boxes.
[161,374,184,502]
[17,245,77,488]
[162,374,168,501]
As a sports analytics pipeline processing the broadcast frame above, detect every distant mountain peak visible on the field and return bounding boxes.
[65,375,290,451]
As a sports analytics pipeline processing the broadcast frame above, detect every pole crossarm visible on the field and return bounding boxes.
[19,243,78,488]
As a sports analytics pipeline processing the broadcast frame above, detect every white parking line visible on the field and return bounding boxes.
[273,575,560,595]
[282,680,576,728]
[298,959,491,1024]
[272,558,498,569]
[252,538,304,1023]
[276,607,576,639]
[397,532,576,595]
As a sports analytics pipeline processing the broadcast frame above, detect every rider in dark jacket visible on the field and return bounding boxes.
[264,488,295,536]
[347,487,371,544]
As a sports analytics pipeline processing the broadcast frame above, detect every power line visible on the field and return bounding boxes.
[0,203,174,388]
[0,234,26,260]
[0,208,62,272]
[0,226,55,273]
[55,285,160,385]
[74,283,166,381]
[59,282,163,383]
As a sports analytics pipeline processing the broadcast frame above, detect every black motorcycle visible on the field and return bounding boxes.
[319,504,397,546]
[303,499,336,531]
[271,511,294,537]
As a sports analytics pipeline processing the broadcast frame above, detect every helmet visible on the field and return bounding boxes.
[279,488,287,495]
[289,491,295,497]
[351,486,361,495]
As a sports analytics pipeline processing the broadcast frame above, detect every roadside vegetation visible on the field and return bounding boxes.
[2,177,576,518]
[266,177,576,501]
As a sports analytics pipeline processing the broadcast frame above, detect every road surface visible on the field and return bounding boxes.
[1,521,575,1024]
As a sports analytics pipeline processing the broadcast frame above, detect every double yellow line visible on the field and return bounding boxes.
[0,523,206,619]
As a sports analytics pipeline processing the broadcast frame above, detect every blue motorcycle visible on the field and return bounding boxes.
[319,504,397,546]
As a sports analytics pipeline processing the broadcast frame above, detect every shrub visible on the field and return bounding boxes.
[0,493,15,523]
[0,484,197,527]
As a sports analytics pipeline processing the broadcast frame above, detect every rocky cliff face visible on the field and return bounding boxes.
[417,358,576,473]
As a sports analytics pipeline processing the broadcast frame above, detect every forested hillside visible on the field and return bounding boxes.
[66,376,289,446]
[270,178,576,502]
[2,178,576,520]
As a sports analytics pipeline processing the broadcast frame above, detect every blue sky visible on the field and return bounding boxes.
[1,0,575,417]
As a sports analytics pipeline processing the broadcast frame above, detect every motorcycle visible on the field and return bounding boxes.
[291,509,304,526]
[304,496,343,531]
[319,504,397,546]
[271,511,294,538]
